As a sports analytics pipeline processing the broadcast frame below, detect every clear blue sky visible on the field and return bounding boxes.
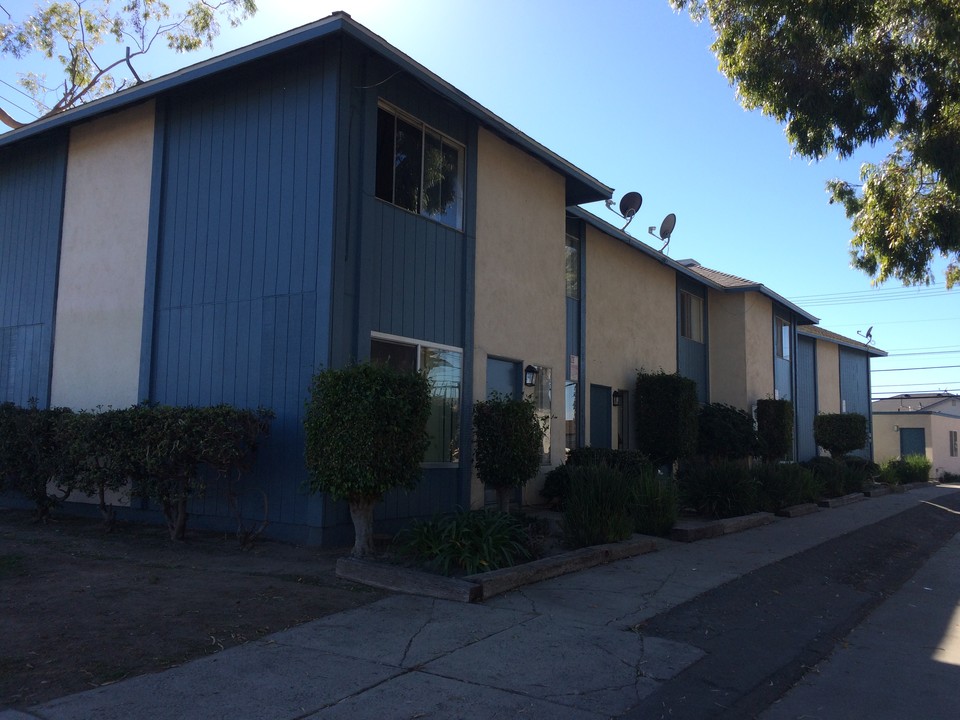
[2,0,957,398]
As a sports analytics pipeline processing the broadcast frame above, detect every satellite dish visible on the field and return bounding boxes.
[619,192,643,219]
[659,213,677,240]
[648,212,678,253]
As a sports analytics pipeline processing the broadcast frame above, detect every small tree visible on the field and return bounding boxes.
[756,398,794,461]
[473,394,546,513]
[635,370,698,468]
[814,413,868,458]
[304,362,431,558]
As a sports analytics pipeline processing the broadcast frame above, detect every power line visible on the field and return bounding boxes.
[790,284,954,303]
[872,380,960,388]
[0,78,47,111]
[0,92,37,119]
[877,350,960,358]
[872,364,960,373]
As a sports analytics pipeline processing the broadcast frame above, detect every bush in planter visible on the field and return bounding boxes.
[814,413,868,457]
[756,398,794,461]
[635,370,698,468]
[633,469,679,537]
[305,362,430,558]
[755,462,822,512]
[880,454,932,485]
[677,458,759,519]
[396,509,532,575]
[473,394,547,513]
[562,464,635,548]
[698,403,758,460]
[540,448,653,509]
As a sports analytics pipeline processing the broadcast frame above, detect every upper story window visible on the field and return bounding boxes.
[371,333,462,464]
[679,291,704,343]
[375,104,464,230]
[775,316,791,360]
[565,231,581,299]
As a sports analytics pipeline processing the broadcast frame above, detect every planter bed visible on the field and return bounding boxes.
[817,492,867,508]
[670,511,775,543]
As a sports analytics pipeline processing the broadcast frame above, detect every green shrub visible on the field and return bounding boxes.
[0,402,75,520]
[635,370,698,467]
[698,403,758,460]
[540,448,652,509]
[473,394,547,512]
[677,458,759,519]
[756,399,794,461]
[814,413,868,457]
[305,362,431,558]
[755,462,822,512]
[841,456,879,491]
[880,454,932,485]
[540,463,570,508]
[563,464,635,548]
[633,469,678,536]
[396,509,532,575]
[940,470,960,483]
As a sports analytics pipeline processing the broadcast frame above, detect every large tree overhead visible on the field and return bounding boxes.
[0,0,256,130]
[672,0,960,288]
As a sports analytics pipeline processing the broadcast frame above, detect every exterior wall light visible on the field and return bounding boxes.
[524,365,539,387]
[612,390,622,406]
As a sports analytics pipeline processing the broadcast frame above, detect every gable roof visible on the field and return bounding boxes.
[873,393,960,416]
[0,12,611,205]
[798,324,887,357]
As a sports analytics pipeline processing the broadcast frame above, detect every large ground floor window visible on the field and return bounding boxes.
[371,333,462,464]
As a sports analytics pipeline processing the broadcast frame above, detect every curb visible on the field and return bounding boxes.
[336,535,658,603]
[670,512,775,543]
[777,503,820,518]
[818,492,867,508]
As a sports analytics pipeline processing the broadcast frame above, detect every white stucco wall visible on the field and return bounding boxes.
[51,101,155,411]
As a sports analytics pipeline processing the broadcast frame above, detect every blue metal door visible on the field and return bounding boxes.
[590,384,613,449]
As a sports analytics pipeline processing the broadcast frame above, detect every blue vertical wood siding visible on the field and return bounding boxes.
[0,136,67,407]
[840,347,871,459]
[148,45,339,540]
[795,335,818,461]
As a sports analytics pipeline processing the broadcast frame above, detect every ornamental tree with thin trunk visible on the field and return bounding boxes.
[304,362,431,558]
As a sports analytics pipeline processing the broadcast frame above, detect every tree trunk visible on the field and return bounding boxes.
[348,498,377,558]
[496,486,511,514]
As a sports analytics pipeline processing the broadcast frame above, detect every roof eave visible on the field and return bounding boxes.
[0,13,612,204]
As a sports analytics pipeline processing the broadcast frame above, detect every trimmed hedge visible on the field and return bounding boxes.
[756,398,794,461]
[635,370,698,467]
[814,413,867,457]
[698,403,758,460]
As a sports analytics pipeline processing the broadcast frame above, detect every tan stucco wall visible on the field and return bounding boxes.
[584,226,676,445]
[51,101,155,411]
[873,413,960,478]
[741,293,774,407]
[473,127,567,506]
[707,291,748,409]
[815,339,841,414]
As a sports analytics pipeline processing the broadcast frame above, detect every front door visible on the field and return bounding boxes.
[590,384,612,449]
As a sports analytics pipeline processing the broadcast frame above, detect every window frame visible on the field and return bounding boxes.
[775,316,791,360]
[679,290,704,344]
[370,331,463,467]
[950,429,958,457]
[375,102,465,231]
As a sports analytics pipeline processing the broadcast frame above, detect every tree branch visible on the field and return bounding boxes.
[0,104,25,129]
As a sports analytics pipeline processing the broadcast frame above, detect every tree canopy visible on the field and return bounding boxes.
[0,0,256,129]
[672,0,960,288]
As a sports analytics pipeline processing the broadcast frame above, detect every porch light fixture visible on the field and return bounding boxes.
[524,365,539,387]
[612,390,622,407]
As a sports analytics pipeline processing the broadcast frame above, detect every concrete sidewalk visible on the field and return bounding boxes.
[3,485,958,720]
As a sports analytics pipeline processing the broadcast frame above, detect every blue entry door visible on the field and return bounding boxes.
[590,384,613,449]
[485,358,522,507]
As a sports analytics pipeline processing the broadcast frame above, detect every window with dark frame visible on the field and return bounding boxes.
[775,316,791,360]
[371,335,462,464]
[680,291,704,343]
[950,430,958,457]
[375,104,464,230]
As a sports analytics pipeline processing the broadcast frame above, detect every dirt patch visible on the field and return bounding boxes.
[0,508,385,710]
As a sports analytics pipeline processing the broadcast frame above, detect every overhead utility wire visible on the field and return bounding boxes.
[872,364,960,372]
[0,92,37,119]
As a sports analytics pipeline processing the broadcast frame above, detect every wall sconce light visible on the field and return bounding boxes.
[612,390,622,407]
[524,365,539,387]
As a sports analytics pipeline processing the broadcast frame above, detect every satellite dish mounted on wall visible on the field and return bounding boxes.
[648,212,677,253]
[605,191,643,231]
